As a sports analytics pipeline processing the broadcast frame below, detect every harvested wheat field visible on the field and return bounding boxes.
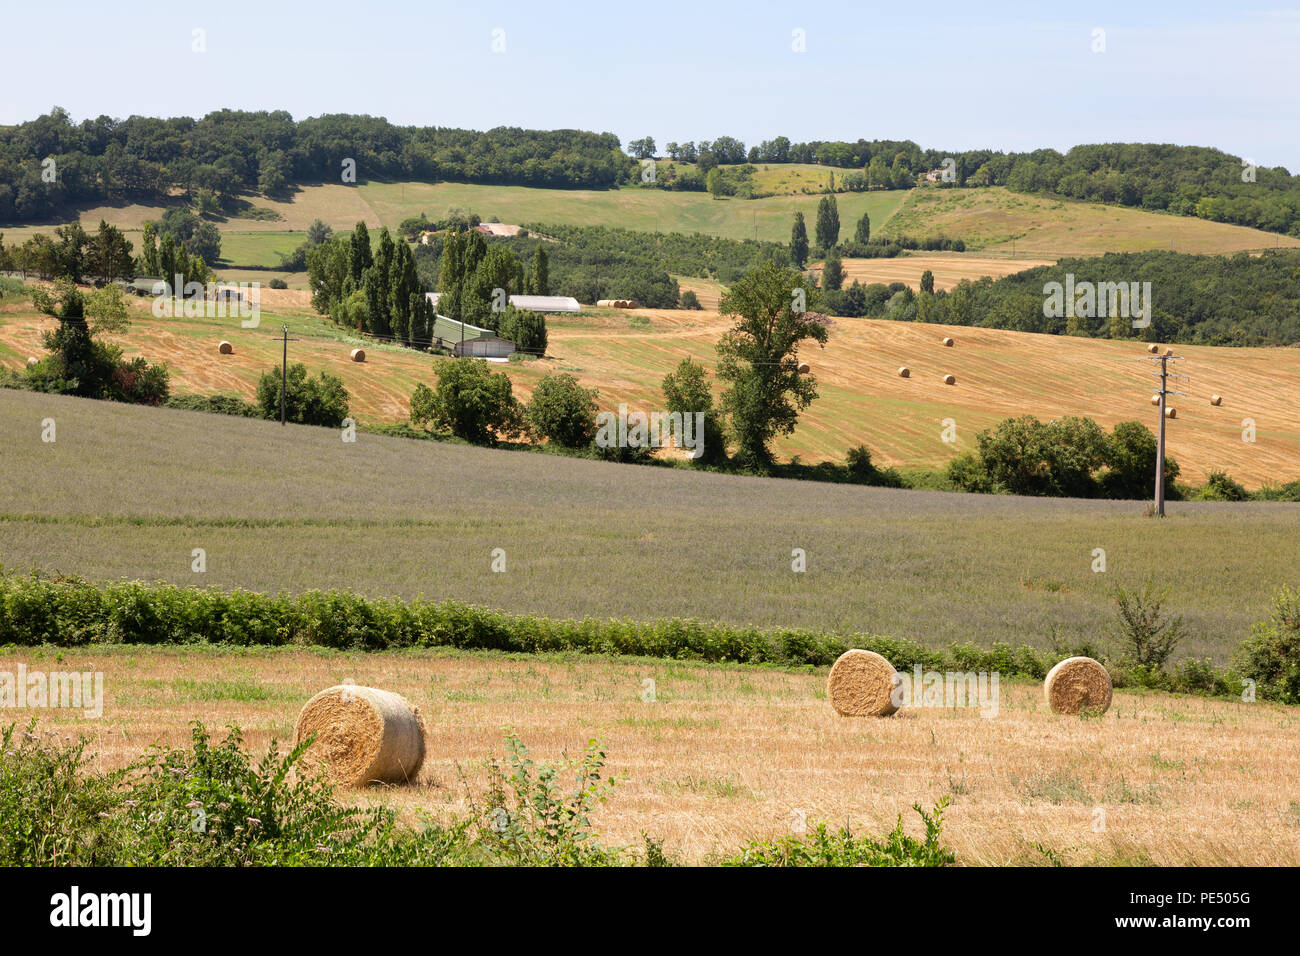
[3,290,1299,487]
[818,253,1057,291]
[10,645,1298,866]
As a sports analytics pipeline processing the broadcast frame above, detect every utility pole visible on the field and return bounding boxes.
[279,324,298,426]
[1140,349,1187,516]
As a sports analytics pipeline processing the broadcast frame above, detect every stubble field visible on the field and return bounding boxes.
[8,643,1298,866]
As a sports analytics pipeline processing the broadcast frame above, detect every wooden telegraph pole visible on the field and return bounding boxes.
[1140,349,1187,516]
[279,324,298,426]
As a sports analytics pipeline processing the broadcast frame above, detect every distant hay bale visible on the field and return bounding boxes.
[1044,657,1112,716]
[350,348,366,362]
[217,341,233,355]
[942,373,956,385]
[26,356,38,367]
[1147,344,1159,354]
[295,685,425,786]
[1165,407,1177,419]
[941,337,954,347]
[898,366,910,378]
[1210,394,1223,406]
[1150,394,1161,406]
[827,650,899,717]
[1164,347,1175,356]
[798,362,810,373]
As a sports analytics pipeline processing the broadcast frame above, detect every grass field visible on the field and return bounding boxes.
[0,183,910,268]
[4,285,1296,488]
[2,387,1298,660]
[7,179,1296,271]
[9,643,1300,865]
[885,187,1300,257]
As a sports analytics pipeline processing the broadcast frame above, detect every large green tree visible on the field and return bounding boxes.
[410,360,524,444]
[715,261,828,470]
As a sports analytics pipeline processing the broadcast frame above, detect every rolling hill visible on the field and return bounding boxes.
[2,289,1297,489]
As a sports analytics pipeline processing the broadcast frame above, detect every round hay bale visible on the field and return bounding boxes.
[942,373,956,385]
[797,362,810,374]
[1164,347,1175,357]
[26,356,38,367]
[1044,657,1112,716]
[941,336,954,347]
[349,348,366,362]
[1210,394,1222,406]
[827,650,899,717]
[295,685,425,786]
[1146,344,1159,354]
[217,340,233,355]
[1165,407,1177,419]
[1150,394,1161,406]
[898,366,910,378]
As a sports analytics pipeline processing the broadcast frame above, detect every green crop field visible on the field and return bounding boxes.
[2,387,1297,661]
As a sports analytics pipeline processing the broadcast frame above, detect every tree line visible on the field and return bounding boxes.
[638,135,1300,237]
[0,108,633,222]
[822,249,1300,347]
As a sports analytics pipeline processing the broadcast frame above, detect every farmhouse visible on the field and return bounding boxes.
[473,222,524,237]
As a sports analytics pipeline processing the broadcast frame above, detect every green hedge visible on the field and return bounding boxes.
[0,572,1276,701]
[0,571,1019,670]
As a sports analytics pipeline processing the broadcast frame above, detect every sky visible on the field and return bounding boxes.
[2,1,1298,170]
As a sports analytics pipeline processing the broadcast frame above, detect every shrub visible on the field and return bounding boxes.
[1112,583,1185,669]
[268,278,288,290]
[255,363,350,427]
[723,798,955,867]
[527,373,599,448]
[1102,420,1180,499]
[1233,584,1300,703]
[498,307,547,355]
[661,358,727,465]
[946,451,996,494]
[474,731,621,866]
[1197,470,1249,502]
[166,393,260,417]
[679,290,702,310]
[107,356,170,406]
[409,360,524,445]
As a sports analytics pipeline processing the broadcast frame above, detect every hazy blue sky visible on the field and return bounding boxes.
[3,1,1298,169]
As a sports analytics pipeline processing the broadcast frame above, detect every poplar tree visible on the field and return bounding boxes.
[790,212,809,267]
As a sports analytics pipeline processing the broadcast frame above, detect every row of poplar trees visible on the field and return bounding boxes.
[308,221,434,348]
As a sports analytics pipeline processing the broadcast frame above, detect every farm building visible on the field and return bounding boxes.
[432,314,492,350]
[453,335,516,359]
[473,222,524,237]
[425,292,580,314]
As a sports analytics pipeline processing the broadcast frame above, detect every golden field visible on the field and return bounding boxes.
[8,645,1298,866]
[3,288,1296,488]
